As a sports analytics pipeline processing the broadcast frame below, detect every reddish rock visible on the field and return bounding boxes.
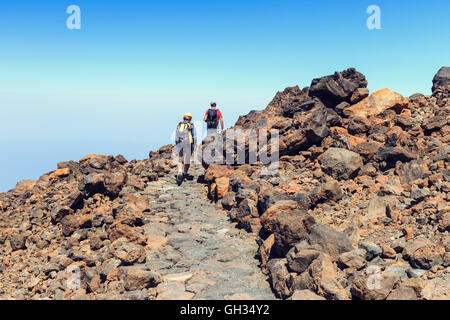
[260,200,299,234]
[123,267,161,291]
[344,88,409,118]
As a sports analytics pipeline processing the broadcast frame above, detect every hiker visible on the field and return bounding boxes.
[175,113,196,185]
[204,102,224,133]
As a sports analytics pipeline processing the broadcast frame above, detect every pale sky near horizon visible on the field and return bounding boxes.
[0,0,449,191]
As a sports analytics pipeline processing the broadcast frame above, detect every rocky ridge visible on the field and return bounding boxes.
[202,67,449,300]
[1,67,449,300]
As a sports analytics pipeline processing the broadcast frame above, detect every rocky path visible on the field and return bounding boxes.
[139,164,275,300]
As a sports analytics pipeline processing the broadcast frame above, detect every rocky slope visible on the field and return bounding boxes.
[202,67,449,300]
[0,67,449,300]
[0,154,274,300]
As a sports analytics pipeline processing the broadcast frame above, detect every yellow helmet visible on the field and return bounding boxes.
[183,112,192,119]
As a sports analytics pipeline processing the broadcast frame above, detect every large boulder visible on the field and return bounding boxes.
[110,238,146,265]
[432,66,450,100]
[320,147,363,180]
[287,248,322,274]
[306,223,354,260]
[258,188,293,214]
[350,272,400,300]
[290,254,349,300]
[283,97,316,117]
[79,171,127,198]
[266,258,291,299]
[304,107,331,144]
[204,164,234,182]
[409,244,445,270]
[309,68,368,108]
[310,179,344,205]
[376,146,415,169]
[272,211,315,256]
[122,267,161,291]
[260,200,299,234]
[343,88,409,118]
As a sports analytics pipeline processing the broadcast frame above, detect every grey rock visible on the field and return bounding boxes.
[359,241,382,261]
[321,148,363,180]
[307,223,353,260]
[406,268,426,278]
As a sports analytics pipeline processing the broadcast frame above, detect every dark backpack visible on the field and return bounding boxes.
[206,109,219,129]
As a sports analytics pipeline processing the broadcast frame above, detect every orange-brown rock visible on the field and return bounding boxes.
[204,164,234,182]
[344,88,409,118]
[260,200,299,234]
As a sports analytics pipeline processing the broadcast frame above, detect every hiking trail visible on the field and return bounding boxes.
[139,164,275,300]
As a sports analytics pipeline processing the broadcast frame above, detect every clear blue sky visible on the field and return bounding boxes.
[0,0,449,191]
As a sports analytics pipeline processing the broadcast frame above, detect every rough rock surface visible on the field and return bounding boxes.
[1,67,449,300]
[0,158,273,300]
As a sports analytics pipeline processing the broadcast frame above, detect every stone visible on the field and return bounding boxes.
[49,168,71,181]
[344,88,409,118]
[110,238,146,265]
[272,211,315,257]
[266,259,291,299]
[397,160,428,184]
[291,254,349,300]
[291,193,312,210]
[156,282,195,300]
[406,268,426,278]
[350,272,400,300]
[359,241,382,261]
[9,233,27,251]
[338,249,367,270]
[432,66,450,99]
[283,98,320,118]
[123,267,161,291]
[287,249,322,273]
[304,107,330,144]
[381,245,397,259]
[350,87,369,104]
[421,272,450,300]
[386,286,418,300]
[204,164,234,182]
[310,179,343,204]
[259,234,275,273]
[79,171,127,198]
[307,223,354,260]
[409,244,445,270]
[214,176,230,199]
[51,206,74,224]
[376,146,415,168]
[221,191,236,210]
[60,215,80,237]
[321,147,363,180]
[258,189,293,214]
[309,68,368,108]
[260,200,299,234]
[364,195,398,225]
[289,289,326,300]
[411,187,431,202]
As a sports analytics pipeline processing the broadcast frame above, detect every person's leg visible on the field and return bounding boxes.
[183,144,192,173]
[178,151,184,173]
